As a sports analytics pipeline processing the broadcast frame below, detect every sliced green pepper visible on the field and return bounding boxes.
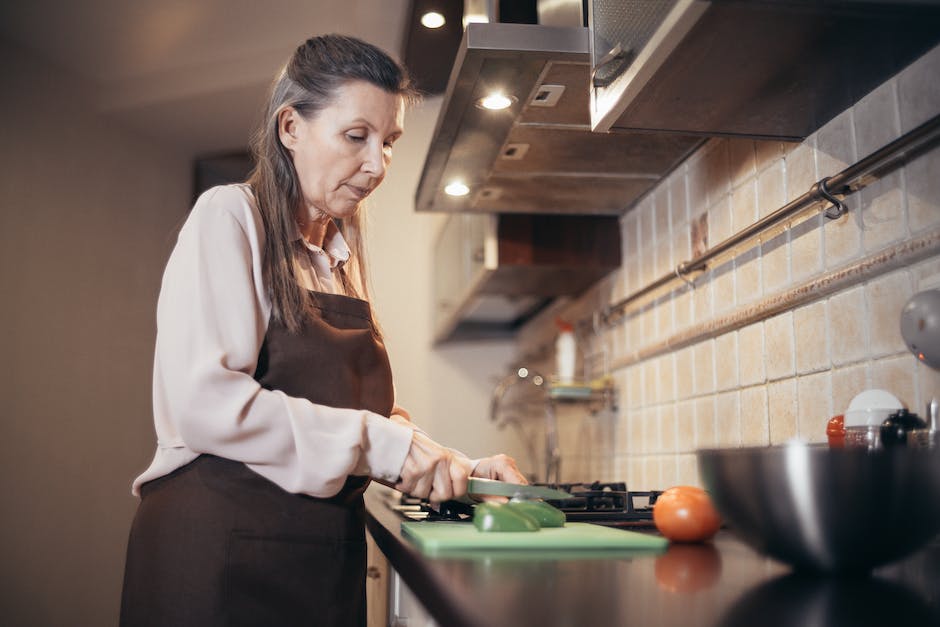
[506,500,566,527]
[473,502,540,532]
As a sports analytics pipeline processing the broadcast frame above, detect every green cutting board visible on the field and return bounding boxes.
[401,521,668,555]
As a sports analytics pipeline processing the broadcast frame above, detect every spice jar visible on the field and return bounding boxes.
[826,415,845,448]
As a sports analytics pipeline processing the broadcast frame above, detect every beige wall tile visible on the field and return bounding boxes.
[785,141,817,202]
[674,286,693,331]
[860,170,906,251]
[714,332,739,391]
[687,146,711,217]
[727,139,756,187]
[793,301,829,374]
[738,324,766,386]
[644,456,662,491]
[654,185,671,247]
[824,210,862,268]
[854,77,900,158]
[906,144,940,234]
[829,286,869,366]
[731,178,758,232]
[867,270,913,357]
[816,109,857,176]
[627,410,642,455]
[897,43,940,133]
[692,272,714,320]
[695,396,717,449]
[713,262,736,315]
[832,363,870,418]
[676,454,701,488]
[790,213,823,282]
[656,293,675,341]
[762,231,791,294]
[754,141,786,172]
[871,355,917,409]
[716,391,742,447]
[660,404,678,453]
[642,407,660,453]
[710,194,734,244]
[797,371,833,442]
[693,339,716,396]
[644,358,658,406]
[768,379,798,444]
[757,160,786,219]
[735,247,762,304]
[669,168,690,232]
[660,455,679,488]
[740,386,769,446]
[703,139,731,210]
[675,345,694,400]
[658,354,677,404]
[765,312,796,381]
[626,363,642,410]
[676,399,695,453]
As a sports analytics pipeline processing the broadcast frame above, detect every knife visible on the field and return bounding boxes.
[467,478,573,500]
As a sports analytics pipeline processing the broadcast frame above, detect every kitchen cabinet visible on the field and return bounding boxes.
[433,211,621,343]
[589,0,940,138]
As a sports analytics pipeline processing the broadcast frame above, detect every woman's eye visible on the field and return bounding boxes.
[346,134,366,142]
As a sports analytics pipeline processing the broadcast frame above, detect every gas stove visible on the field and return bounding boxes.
[391,481,662,528]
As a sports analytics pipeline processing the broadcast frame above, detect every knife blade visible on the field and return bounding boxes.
[467,478,573,500]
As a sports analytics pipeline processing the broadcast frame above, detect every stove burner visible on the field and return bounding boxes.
[392,481,662,527]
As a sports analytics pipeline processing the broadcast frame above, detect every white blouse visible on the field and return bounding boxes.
[132,184,415,498]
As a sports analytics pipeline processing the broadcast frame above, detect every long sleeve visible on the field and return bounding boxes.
[134,185,413,497]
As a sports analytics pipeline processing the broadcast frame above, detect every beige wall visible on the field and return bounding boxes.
[0,42,190,626]
[517,44,940,490]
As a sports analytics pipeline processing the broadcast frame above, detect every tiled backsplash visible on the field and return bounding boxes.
[515,44,940,490]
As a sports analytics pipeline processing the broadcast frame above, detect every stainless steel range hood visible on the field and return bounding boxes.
[414,22,702,215]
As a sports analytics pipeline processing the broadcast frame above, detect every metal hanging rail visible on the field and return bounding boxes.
[598,113,940,328]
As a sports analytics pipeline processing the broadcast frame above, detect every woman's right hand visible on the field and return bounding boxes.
[394,431,471,505]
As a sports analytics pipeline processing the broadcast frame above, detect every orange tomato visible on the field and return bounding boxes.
[653,486,721,543]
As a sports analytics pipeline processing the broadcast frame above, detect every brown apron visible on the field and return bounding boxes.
[121,292,394,627]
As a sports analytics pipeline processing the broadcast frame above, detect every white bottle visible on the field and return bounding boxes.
[555,318,576,384]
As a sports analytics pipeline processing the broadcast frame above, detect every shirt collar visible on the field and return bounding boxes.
[292,220,351,269]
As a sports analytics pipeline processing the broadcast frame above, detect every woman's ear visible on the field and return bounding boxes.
[277,107,299,150]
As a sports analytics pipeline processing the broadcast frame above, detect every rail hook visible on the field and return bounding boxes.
[675,264,695,288]
[817,176,847,220]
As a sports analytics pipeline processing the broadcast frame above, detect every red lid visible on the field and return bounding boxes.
[555,317,574,332]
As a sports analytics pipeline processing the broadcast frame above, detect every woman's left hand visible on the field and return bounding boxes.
[471,454,527,485]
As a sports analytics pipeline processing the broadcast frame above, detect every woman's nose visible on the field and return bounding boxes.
[362,142,387,177]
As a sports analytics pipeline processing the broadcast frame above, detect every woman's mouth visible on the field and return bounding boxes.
[346,184,369,200]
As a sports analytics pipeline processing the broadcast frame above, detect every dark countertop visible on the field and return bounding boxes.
[365,488,940,627]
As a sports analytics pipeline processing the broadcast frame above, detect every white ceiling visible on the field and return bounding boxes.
[0,0,412,156]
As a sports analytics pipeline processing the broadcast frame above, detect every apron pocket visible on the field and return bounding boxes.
[223,531,366,627]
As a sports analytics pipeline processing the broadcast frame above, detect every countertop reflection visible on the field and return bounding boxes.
[365,490,940,627]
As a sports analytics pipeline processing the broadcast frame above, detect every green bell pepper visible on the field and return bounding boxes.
[473,502,540,532]
[506,500,566,527]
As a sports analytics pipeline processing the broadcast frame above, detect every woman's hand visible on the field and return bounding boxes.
[472,454,527,484]
[394,431,471,505]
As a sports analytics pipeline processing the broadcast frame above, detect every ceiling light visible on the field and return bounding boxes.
[444,181,470,197]
[420,11,446,28]
[477,93,515,110]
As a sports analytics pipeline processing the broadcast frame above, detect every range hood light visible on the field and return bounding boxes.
[420,11,445,29]
[477,92,515,110]
[444,181,470,197]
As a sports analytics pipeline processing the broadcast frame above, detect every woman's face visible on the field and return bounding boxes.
[280,80,404,222]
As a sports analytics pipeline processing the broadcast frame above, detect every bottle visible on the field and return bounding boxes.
[555,318,576,385]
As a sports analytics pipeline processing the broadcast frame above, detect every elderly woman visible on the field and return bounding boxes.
[120,34,524,627]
